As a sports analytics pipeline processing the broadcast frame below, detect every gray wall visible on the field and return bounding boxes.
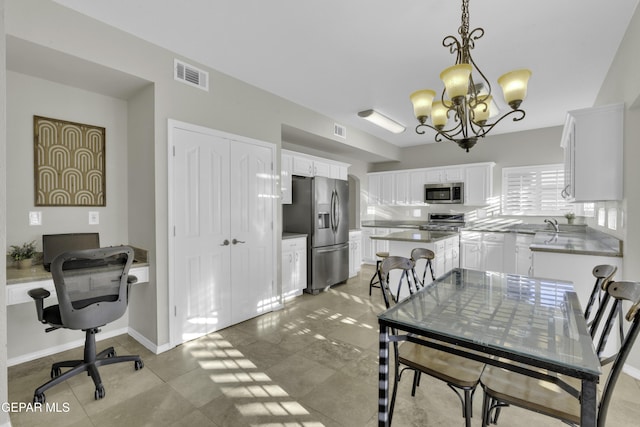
[0,0,8,424]
[594,1,640,370]
[5,71,131,359]
[4,0,396,353]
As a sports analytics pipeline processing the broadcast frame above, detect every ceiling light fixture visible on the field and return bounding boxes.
[358,109,406,134]
[409,0,532,152]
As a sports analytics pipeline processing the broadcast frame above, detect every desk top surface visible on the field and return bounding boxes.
[379,268,601,377]
[7,262,149,285]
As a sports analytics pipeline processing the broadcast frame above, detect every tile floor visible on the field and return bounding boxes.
[8,265,640,426]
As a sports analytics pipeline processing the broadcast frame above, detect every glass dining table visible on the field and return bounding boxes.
[377,268,602,427]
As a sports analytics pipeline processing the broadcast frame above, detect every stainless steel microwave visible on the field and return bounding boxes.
[424,182,464,204]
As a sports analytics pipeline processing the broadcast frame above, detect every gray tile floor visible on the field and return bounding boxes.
[8,265,640,426]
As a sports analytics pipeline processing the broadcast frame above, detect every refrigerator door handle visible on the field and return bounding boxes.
[332,189,339,233]
[315,242,350,253]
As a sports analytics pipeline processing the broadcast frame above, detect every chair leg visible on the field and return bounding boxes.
[33,328,143,403]
[411,371,421,396]
[481,389,490,427]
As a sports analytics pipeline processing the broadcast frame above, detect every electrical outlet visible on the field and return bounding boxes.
[89,211,100,225]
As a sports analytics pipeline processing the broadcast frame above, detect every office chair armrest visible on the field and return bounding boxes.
[127,275,138,284]
[27,288,51,323]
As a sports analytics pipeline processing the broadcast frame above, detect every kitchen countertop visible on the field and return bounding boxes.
[361,220,427,229]
[529,230,622,257]
[283,232,308,240]
[370,230,457,243]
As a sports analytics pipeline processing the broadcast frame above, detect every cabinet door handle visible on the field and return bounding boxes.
[232,239,245,245]
[220,239,230,246]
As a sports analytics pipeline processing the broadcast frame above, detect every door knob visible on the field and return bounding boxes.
[232,239,245,245]
[220,239,230,246]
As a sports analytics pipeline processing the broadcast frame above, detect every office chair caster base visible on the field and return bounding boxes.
[33,393,45,404]
[94,385,105,400]
[135,360,144,370]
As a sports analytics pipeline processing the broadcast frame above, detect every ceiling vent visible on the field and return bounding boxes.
[174,59,209,91]
[334,123,347,139]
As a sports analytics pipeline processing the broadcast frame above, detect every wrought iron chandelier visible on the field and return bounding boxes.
[409,0,531,152]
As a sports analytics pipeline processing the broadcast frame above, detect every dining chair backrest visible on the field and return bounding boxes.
[596,280,640,427]
[410,247,436,287]
[379,256,417,309]
[585,265,617,336]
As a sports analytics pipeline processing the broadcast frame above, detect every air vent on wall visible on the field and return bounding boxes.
[174,59,209,91]
[334,123,347,139]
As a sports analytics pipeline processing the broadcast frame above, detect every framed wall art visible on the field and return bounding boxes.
[33,115,106,206]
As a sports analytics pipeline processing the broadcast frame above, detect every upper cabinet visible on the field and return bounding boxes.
[561,103,623,202]
[464,163,494,206]
[425,166,464,184]
[281,150,350,204]
[367,162,494,206]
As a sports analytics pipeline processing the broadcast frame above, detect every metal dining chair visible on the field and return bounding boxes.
[378,256,485,427]
[480,280,640,427]
[410,247,436,287]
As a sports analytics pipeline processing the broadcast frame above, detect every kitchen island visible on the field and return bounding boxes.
[371,230,460,300]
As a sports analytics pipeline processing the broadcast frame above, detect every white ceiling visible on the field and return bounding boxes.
[51,0,639,148]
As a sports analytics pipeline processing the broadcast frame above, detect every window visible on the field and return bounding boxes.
[502,164,574,215]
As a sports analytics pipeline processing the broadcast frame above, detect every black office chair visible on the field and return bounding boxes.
[27,246,144,403]
[480,280,640,427]
[378,256,485,427]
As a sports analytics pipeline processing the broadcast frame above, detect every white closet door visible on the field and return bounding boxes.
[172,127,231,344]
[229,140,275,324]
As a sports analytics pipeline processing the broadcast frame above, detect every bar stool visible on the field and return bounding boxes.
[369,251,389,295]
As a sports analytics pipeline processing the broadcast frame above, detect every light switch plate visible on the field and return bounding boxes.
[29,211,42,226]
[88,211,100,225]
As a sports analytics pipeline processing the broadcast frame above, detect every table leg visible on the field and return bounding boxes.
[379,324,390,427]
[581,378,597,427]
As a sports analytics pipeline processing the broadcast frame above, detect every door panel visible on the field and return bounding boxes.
[173,127,231,344]
[313,176,334,247]
[230,141,275,324]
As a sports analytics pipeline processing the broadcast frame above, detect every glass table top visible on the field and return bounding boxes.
[378,268,602,377]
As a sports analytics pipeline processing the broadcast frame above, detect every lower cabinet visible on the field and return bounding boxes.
[362,228,391,264]
[433,235,460,279]
[282,236,307,299]
[349,230,362,278]
[460,231,505,272]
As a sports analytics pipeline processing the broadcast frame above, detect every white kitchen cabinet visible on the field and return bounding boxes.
[284,149,350,180]
[409,170,427,205]
[432,235,460,278]
[394,171,410,205]
[292,155,314,177]
[425,166,463,183]
[460,231,482,270]
[464,163,495,205]
[561,103,623,202]
[482,232,505,272]
[367,172,394,205]
[282,236,307,299]
[281,152,293,204]
[460,231,504,272]
[349,230,362,278]
[514,234,533,276]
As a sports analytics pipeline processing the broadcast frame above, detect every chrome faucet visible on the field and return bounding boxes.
[544,218,559,233]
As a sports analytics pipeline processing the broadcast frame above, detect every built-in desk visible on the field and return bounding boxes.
[6,262,150,305]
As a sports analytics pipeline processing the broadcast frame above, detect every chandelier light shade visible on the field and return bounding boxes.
[410,0,532,152]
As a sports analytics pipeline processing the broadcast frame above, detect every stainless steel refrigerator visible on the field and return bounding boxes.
[283,176,349,294]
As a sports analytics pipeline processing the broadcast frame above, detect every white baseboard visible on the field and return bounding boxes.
[127,327,171,354]
[7,327,128,367]
[623,363,640,380]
